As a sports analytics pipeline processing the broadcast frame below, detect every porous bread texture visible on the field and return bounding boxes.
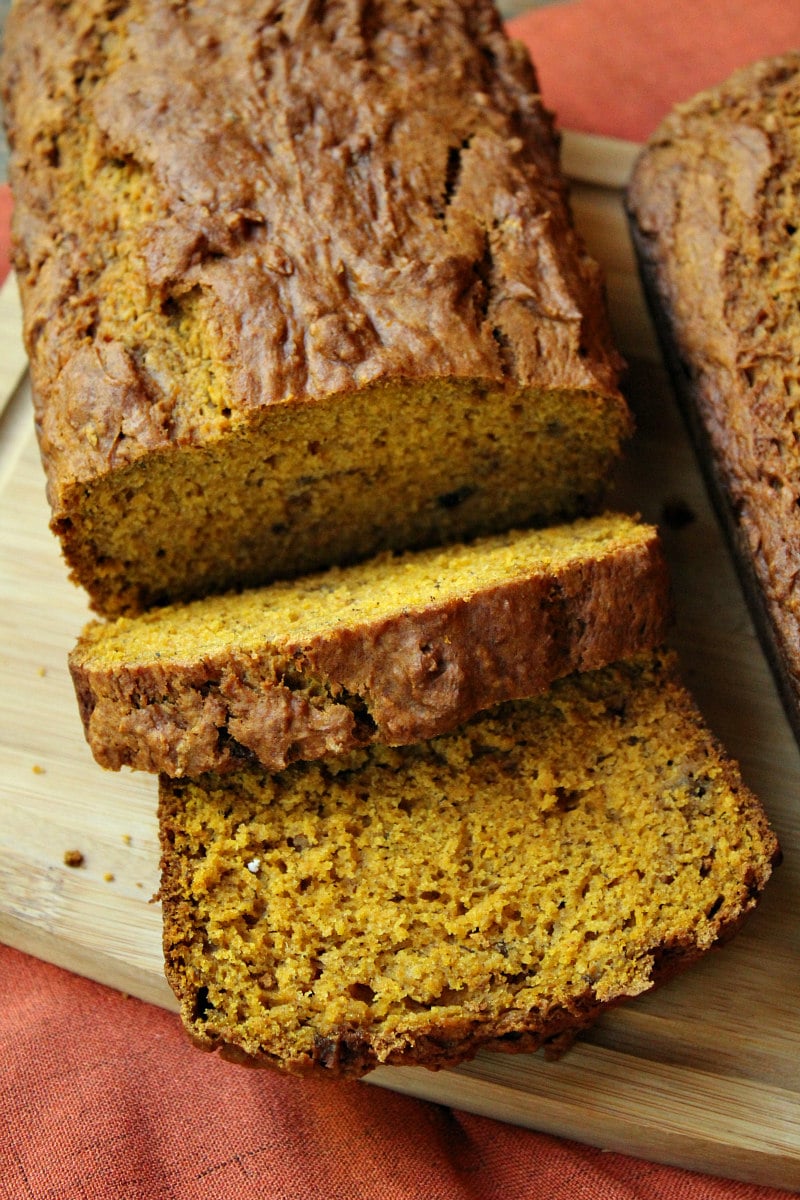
[627,53,800,745]
[1,0,629,617]
[70,513,671,777]
[158,650,779,1079]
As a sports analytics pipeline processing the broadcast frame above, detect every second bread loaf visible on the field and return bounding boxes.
[627,54,800,744]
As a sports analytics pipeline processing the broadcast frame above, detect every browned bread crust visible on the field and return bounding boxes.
[158,650,780,1079]
[1,0,629,616]
[627,54,800,746]
[69,514,671,776]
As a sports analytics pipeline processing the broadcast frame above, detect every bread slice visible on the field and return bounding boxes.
[158,649,779,1078]
[1,0,629,617]
[627,54,800,747]
[70,513,670,777]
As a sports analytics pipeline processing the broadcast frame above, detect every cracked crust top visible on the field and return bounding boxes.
[2,0,623,487]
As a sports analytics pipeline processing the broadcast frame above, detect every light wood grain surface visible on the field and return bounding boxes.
[0,136,798,1190]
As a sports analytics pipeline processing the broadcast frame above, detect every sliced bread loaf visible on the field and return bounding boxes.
[158,649,779,1078]
[1,0,629,617]
[70,513,670,777]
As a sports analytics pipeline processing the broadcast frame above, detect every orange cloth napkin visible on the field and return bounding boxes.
[1,944,793,1200]
[508,0,800,142]
[3,3,800,1197]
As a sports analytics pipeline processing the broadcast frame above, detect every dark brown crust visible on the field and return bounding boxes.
[156,652,780,1080]
[626,54,800,748]
[2,0,623,470]
[69,524,672,775]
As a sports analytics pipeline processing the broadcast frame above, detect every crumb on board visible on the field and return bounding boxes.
[64,850,84,868]
[103,872,115,883]
[32,764,46,775]
[37,666,47,677]
[122,833,132,845]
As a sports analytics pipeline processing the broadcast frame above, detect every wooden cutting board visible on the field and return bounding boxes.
[0,132,798,1191]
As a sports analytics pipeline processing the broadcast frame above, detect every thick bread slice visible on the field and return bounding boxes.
[1,0,629,617]
[70,513,670,776]
[158,649,779,1079]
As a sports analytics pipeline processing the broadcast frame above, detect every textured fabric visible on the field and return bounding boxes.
[2,2,798,1197]
[0,945,794,1200]
[508,0,800,142]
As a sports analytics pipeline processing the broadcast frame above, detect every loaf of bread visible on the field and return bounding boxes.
[1,0,629,617]
[158,649,779,1078]
[627,55,800,743]
[70,513,670,776]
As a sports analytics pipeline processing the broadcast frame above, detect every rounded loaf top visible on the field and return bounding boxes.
[3,0,623,471]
